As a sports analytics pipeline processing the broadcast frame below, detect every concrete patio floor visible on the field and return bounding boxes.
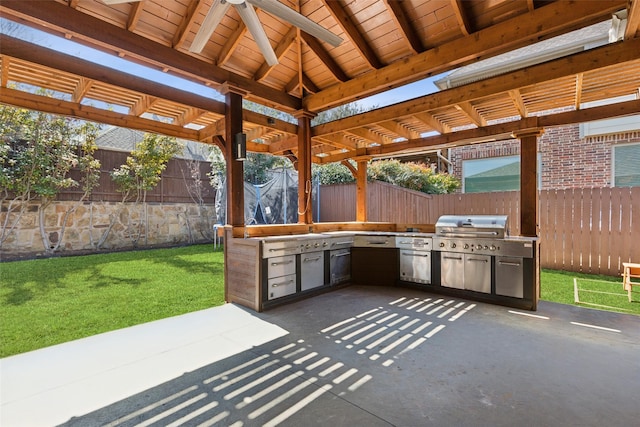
[2,285,639,426]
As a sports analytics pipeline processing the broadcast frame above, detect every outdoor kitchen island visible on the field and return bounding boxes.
[223,218,539,312]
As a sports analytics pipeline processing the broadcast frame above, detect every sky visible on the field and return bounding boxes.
[0,17,445,115]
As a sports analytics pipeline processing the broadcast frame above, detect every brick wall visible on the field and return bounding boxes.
[450,125,640,191]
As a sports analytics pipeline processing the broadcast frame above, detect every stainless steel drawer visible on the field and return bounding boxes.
[353,235,395,248]
[266,255,296,279]
[267,274,297,300]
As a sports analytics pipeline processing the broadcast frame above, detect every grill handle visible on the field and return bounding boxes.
[439,230,500,237]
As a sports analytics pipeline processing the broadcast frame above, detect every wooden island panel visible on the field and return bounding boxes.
[224,227,262,311]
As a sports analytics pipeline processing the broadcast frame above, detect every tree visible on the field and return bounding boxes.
[0,101,101,253]
[97,133,181,248]
[314,159,460,194]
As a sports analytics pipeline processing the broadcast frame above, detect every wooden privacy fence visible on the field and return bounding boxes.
[319,181,640,276]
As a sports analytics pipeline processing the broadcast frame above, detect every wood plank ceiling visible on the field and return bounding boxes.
[1,0,639,163]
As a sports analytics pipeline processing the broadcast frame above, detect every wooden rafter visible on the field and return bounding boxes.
[575,73,584,110]
[0,86,201,141]
[300,32,348,83]
[321,0,382,70]
[0,1,301,111]
[455,101,486,127]
[1,56,10,87]
[508,89,528,118]
[173,0,205,49]
[218,21,247,66]
[127,1,145,32]
[345,128,389,146]
[199,119,226,143]
[72,77,93,103]
[451,0,472,36]
[412,112,451,134]
[303,0,626,112]
[382,0,423,53]
[131,95,159,117]
[626,0,640,39]
[313,38,640,137]
[176,107,207,126]
[376,120,421,141]
[254,26,297,81]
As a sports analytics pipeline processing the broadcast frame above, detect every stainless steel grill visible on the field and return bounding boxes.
[434,215,534,296]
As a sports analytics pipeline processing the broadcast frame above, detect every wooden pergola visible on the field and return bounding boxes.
[1,0,640,239]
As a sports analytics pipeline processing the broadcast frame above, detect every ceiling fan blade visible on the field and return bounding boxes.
[247,0,342,47]
[189,0,231,53]
[236,2,279,66]
[102,0,142,4]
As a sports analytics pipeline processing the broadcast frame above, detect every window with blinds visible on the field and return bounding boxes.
[613,143,640,187]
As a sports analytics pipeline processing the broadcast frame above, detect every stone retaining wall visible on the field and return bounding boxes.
[1,200,216,259]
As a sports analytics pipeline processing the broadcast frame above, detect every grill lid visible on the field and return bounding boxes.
[435,215,508,238]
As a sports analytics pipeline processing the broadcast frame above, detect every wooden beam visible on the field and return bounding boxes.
[375,99,640,157]
[0,86,201,141]
[382,0,423,53]
[254,26,297,81]
[130,95,158,117]
[315,133,358,150]
[300,32,349,83]
[450,0,472,36]
[313,38,640,136]
[376,120,421,140]
[340,160,357,177]
[321,0,382,70]
[455,101,486,127]
[303,0,626,112]
[243,110,298,135]
[508,89,528,118]
[0,0,301,111]
[302,73,319,94]
[199,119,226,143]
[72,77,93,103]
[127,1,145,32]
[317,98,640,162]
[1,36,228,114]
[0,56,9,87]
[626,0,640,39]
[412,111,450,134]
[345,127,389,145]
[172,0,205,48]
[176,107,207,126]
[574,73,584,110]
[218,21,247,66]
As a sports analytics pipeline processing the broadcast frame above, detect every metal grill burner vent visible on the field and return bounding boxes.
[435,215,508,239]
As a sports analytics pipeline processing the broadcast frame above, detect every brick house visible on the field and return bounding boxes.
[434,18,640,192]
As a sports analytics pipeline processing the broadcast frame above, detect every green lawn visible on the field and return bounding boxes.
[0,244,225,357]
[540,268,640,316]
[2,247,637,358]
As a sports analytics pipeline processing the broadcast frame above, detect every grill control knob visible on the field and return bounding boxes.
[439,242,445,248]
[450,243,457,249]
[463,244,469,249]
[484,245,489,250]
[490,245,496,251]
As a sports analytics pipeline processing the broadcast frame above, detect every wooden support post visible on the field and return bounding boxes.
[294,110,315,224]
[222,84,246,228]
[514,129,543,237]
[355,157,370,222]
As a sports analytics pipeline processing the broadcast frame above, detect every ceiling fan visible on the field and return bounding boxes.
[103,0,343,66]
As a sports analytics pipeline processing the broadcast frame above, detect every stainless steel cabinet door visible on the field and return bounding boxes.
[400,250,431,284]
[464,254,491,293]
[301,251,325,291]
[495,256,524,298]
[441,253,464,289]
